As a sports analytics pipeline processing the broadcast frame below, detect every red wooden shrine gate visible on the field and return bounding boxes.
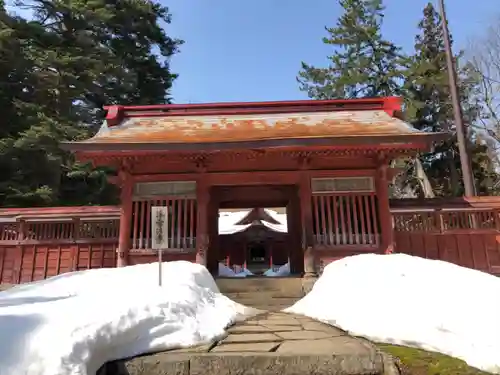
[0,96,450,282]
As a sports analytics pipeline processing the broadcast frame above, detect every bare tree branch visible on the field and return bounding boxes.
[468,15,500,150]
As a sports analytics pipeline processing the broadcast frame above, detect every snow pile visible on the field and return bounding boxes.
[285,253,500,374]
[0,261,254,375]
[261,209,287,233]
[233,264,254,276]
[218,210,251,235]
[218,263,253,277]
[218,209,288,234]
[263,262,291,277]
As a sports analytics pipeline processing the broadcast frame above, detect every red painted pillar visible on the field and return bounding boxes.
[299,172,316,276]
[117,168,133,267]
[376,163,394,254]
[195,179,209,267]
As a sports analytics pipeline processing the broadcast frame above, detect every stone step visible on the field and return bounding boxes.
[250,305,295,312]
[216,277,304,294]
[227,299,300,308]
[228,297,299,307]
[224,290,304,299]
[232,302,298,311]
[108,352,388,375]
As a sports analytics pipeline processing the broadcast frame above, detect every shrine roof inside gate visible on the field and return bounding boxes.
[63,97,448,152]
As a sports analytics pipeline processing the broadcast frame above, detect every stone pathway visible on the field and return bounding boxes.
[109,312,399,375]
[211,312,372,355]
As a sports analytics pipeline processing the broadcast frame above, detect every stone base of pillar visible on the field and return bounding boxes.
[195,252,206,266]
[303,246,317,278]
[384,244,395,254]
[195,237,208,267]
[116,249,127,267]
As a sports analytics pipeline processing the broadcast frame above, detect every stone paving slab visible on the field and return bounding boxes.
[301,321,345,335]
[211,342,281,353]
[227,324,271,333]
[274,329,338,340]
[277,337,373,355]
[167,343,215,354]
[262,324,302,331]
[256,318,302,326]
[262,313,296,319]
[221,332,281,344]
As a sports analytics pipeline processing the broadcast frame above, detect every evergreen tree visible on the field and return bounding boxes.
[404,3,498,197]
[0,0,182,207]
[0,2,61,206]
[298,0,405,99]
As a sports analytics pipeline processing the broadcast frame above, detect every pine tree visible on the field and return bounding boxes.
[404,3,498,197]
[298,0,405,99]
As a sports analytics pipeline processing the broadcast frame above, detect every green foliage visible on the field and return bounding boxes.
[404,3,498,197]
[0,0,182,207]
[298,0,405,99]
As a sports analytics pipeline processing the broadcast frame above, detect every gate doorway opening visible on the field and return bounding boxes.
[208,185,303,276]
[249,242,266,263]
[218,207,289,275]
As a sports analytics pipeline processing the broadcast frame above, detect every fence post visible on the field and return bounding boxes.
[71,218,80,271]
[434,209,444,233]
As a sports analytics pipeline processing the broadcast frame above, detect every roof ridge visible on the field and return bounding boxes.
[104,97,402,127]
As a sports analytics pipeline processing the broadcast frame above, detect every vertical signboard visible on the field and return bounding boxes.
[151,206,169,286]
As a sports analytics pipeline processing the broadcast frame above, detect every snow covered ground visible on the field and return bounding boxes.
[0,261,255,375]
[285,253,500,374]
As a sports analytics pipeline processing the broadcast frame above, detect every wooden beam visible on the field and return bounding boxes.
[218,200,289,209]
[132,169,378,185]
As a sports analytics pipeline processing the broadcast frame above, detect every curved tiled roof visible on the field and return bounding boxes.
[63,97,447,152]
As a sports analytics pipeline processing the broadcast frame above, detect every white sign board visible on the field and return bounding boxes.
[151,206,169,249]
[151,206,169,286]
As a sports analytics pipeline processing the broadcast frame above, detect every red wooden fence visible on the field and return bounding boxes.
[0,207,120,284]
[1,197,500,285]
[391,198,500,275]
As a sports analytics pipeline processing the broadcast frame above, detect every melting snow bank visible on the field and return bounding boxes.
[0,261,254,375]
[218,263,254,277]
[263,262,291,277]
[285,253,500,374]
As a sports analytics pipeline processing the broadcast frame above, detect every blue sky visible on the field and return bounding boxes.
[165,0,498,104]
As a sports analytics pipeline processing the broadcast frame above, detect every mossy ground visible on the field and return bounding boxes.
[378,344,489,375]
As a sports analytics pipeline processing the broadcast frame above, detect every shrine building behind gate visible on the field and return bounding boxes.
[63,97,447,275]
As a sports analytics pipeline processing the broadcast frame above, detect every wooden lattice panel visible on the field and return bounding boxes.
[311,177,375,194]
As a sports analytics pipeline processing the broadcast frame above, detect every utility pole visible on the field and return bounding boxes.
[438,0,476,196]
